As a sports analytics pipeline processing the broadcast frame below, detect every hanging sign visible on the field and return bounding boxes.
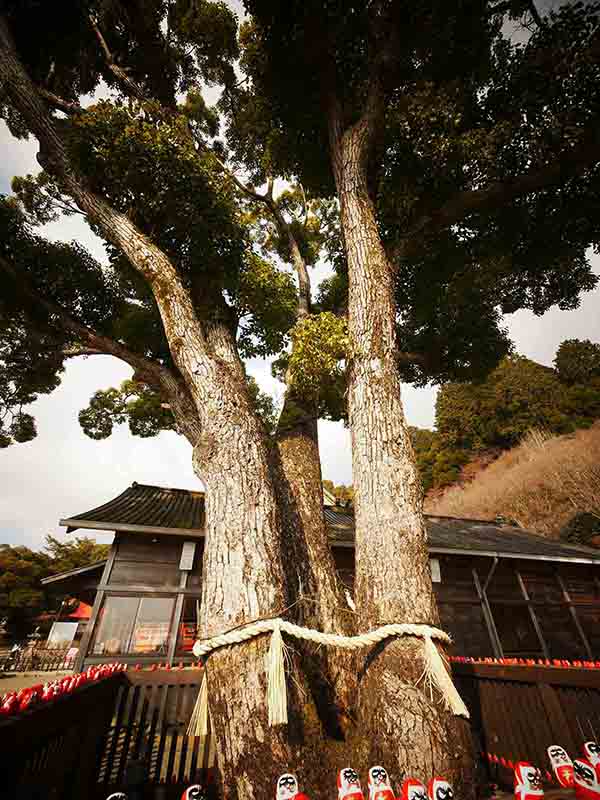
[180,541,196,571]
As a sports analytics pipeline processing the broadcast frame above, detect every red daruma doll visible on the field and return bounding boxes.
[368,767,395,800]
[547,745,574,788]
[584,743,600,776]
[427,778,454,800]
[514,763,544,800]
[574,759,600,800]
[181,787,207,800]
[276,774,310,800]
[401,780,427,800]
[338,768,365,800]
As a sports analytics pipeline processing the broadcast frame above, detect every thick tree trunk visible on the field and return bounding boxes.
[273,393,356,736]
[331,123,474,789]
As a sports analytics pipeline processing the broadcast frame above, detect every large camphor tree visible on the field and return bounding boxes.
[1,0,599,795]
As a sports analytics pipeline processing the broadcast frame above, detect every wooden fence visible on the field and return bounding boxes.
[95,669,212,798]
[453,662,600,787]
[0,672,123,799]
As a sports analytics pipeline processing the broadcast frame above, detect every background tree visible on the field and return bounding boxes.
[0,535,108,641]
[322,480,354,507]
[414,344,600,491]
[555,339,600,385]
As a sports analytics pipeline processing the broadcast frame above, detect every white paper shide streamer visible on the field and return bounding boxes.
[187,618,469,734]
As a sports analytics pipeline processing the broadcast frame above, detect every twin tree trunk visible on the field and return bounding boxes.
[1,17,474,796]
[332,125,474,788]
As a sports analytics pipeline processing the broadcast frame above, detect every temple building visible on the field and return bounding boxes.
[42,482,600,671]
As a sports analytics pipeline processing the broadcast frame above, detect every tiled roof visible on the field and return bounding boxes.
[60,482,205,536]
[326,507,600,563]
[60,483,600,563]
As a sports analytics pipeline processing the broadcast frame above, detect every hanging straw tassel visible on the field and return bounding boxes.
[267,622,288,727]
[187,669,210,737]
[421,635,470,719]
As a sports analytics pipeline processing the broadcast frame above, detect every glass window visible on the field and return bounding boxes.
[130,597,175,655]
[47,622,78,650]
[90,595,175,656]
[176,597,201,654]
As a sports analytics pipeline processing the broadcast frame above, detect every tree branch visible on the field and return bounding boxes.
[0,251,160,382]
[36,87,81,115]
[212,155,312,318]
[89,14,147,103]
[0,251,203,444]
[394,126,600,260]
[527,0,544,29]
[212,153,272,206]
[62,346,105,357]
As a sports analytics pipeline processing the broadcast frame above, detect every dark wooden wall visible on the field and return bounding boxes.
[331,548,600,661]
[77,533,600,668]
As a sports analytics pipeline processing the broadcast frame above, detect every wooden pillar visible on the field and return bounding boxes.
[473,562,503,658]
[74,537,118,673]
[556,571,593,660]
[515,567,549,659]
[168,570,188,666]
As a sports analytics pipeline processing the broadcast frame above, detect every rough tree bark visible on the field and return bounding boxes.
[0,19,346,797]
[258,195,356,733]
[328,111,474,789]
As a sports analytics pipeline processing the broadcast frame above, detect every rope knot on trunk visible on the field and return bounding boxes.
[187,618,469,736]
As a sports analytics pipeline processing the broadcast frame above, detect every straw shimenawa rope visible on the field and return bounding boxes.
[187,618,469,737]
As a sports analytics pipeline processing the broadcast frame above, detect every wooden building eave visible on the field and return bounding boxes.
[331,539,600,564]
[60,518,204,538]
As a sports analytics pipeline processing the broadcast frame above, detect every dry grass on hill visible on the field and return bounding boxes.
[425,423,600,537]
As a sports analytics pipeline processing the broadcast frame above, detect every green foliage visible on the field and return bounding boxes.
[287,312,347,397]
[43,535,110,573]
[0,195,126,445]
[78,375,278,438]
[0,535,108,641]
[3,0,600,454]
[409,427,470,492]
[436,356,573,452]
[235,253,297,358]
[237,1,599,384]
[79,380,176,440]
[555,339,600,385]
[322,480,354,507]
[423,343,600,490]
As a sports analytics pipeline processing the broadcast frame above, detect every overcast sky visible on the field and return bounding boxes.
[1,0,599,551]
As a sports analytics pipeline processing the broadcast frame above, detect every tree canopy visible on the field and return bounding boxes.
[3,1,599,447]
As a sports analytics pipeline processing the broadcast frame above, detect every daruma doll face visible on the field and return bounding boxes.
[585,743,600,765]
[401,778,427,800]
[277,774,299,800]
[548,746,574,788]
[182,786,206,800]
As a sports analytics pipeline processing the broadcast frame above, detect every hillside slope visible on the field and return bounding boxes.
[425,423,600,538]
